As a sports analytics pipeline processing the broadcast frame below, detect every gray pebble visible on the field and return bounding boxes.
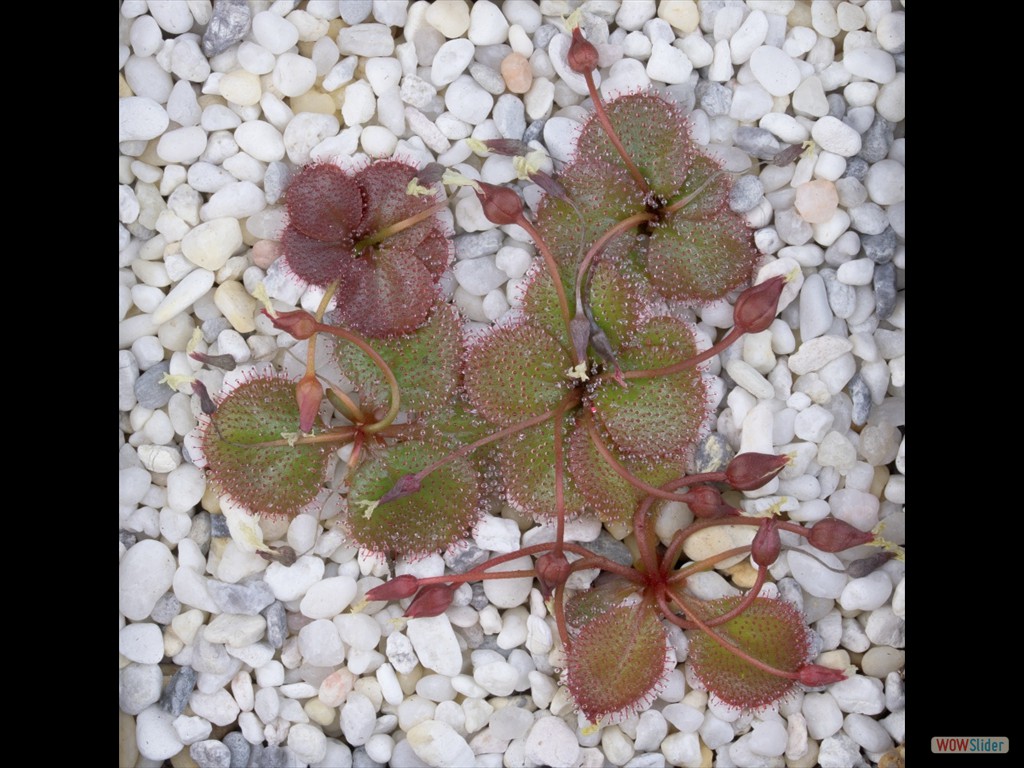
[189,511,212,554]
[263,162,293,206]
[848,373,871,426]
[454,229,504,260]
[534,24,559,50]
[339,0,372,24]
[494,94,527,140]
[842,156,869,181]
[119,350,139,411]
[202,0,251,57]
[150,591,181,624]
[120,663,164,715]
[826,93,846,119]
[692,432,734,473]
[190,740,232,768]
[475,43,513,71]
[135,361,174,409]
[661,83,696,113]
[202,316,233,344]
[223,732,251,768]
[696,81,732,117]
[523,119,546,145]
[775,577,804,613]
[861,226,896,264]
[208,577,276,615]
[821,268,856,319]
[848,202,889,235]
[263,601,288,649]
[256,745,289,768]
[160,665,197,716]
[445,543,490,574]
[470,62,507,95]
[873,262,896,319]
[733,127,782,160]
[120,530,137,550]
[210,511,230,538]
[860,116,893,163]
[470,581,490,611]
[585,530,633,567]
[729,174,764,213]
[352,746,386,768]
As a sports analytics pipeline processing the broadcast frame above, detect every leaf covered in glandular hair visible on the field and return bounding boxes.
[687,596,813,710]
[643,209,760,303]
[345,440,480,558]
[200,374,334,518]
[334,303,462,416]
[591,316,709,458]
[571,92,697,199]
[463,321,571,428]
[564,598,674,723]
[499,416,587,520]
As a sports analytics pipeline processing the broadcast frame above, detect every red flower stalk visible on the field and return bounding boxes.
[807,518,875,553]
[266,309,319,340]
[797,664,847,687]
[476,182,524,226]
[733,276,785,334]
[724,452,788,491]
[365,575,420,602]
[751,518,781,567]
[404,584,456,619]
[568,27,599,75]
[295,373,323,432]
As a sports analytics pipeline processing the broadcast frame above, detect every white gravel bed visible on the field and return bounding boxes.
[119,2,905,766]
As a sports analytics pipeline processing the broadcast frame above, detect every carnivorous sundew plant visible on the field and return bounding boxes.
[195,24,897,724]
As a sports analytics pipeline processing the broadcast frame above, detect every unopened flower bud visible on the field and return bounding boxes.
[807,518,875,553]
[483,138,532,156]
[568,27,599,74]
[192,380,217,415]
[189,350,238,371]
[725,452,789,491]
[751,518,781,567]
[476,182,524,226]
[684,486,733,518]
[536,551,571,598]
[266,309,318,340]
[296,373,323,432]
[847,550,896,579]
[734,276,785,334]
[797,664,847,687]
[365,574,420,602]
[405,584,455,619]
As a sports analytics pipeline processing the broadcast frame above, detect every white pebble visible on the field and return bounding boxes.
[156,126,208,164]
[646,40,693,84]
[864,159,905,205]
[525,716,580,768]
[252,11,299,54]
[300,576,358,619]
[234,121,285,163]
[811,116,862,157]
[802,693,843,739]
[787,550,848,598]
[407,615,463,676]
[749,45,800,95]
[748,719,788,757]
[408,720,476,766]
[839,571,892,612]
[445,74,495,125]
[273,52,317,97]
[136,706,184,760]
[829,674,885,714]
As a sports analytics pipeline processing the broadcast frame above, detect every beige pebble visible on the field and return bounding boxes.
[500,53,533,94]
[861,646,905,678]
[658,0,700,34]
[219,70,262,106]
[795,179,839,224]
[181,218,243,271]
[425,0,470,38]
[290,88,337,115]
[252,239,284,268]
[214,281,258,332]
[682,524,756,569]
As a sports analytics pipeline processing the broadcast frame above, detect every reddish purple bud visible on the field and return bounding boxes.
[189,350,237,371]
[725,452,789,491]
[266,309,319,340]
[751,518,781,567]
[797,664,847,687]
[378,473,422,506]
[296,373,323,432]
[404,584,455,619]
[568,27,599,75]
[683,486,733,518]
[535,551,571,598]
[528,170,571,204]
[416,162,446,185]
[476,182,524,226]
[807,518,875,553]
[483,138,532,156]
[772,144,804,167]
[734,276,785,334]
[192,380,217,415]
[847,550,896,578]
[365,574,420,602]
